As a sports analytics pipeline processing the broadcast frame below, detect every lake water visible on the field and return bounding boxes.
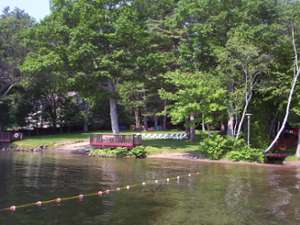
[0,152,300,225]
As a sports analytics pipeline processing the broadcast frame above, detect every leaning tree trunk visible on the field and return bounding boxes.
[265,25,300,153]
[109,97,120,134]
[235,92,252,139]
[264,70,300,152]
[296,130,300,158]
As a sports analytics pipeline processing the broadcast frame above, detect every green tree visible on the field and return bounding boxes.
[160,70,226,141]
[0,7,34,130]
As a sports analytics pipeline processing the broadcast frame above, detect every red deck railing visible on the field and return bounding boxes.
[0,132,12,143]
[90,134,142,148]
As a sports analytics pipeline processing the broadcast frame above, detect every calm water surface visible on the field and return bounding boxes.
[0,152,300,225]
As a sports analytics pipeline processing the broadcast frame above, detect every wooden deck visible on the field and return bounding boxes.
[90,134,142,149]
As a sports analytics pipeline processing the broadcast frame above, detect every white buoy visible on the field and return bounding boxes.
[126,185,130,190]
[78,194,84,200]
[188,173,191,177]
[56,198,62,203]
[36,201,42,207]
[166,178,170,183]
[9,205,16,212]
[142,182,146,186]
[155,180,158,184]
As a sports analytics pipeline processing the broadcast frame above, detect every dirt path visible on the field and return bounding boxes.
[54,141,91,154]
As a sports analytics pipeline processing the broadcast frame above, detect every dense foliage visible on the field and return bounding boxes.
[226,148,264,163]
[1,0,300,154]
[198,133,264,162]
[89,146,147,159]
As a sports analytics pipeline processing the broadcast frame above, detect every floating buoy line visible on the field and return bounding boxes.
[0,172,200,213]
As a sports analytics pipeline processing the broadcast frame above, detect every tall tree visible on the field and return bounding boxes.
[160,70,226,141]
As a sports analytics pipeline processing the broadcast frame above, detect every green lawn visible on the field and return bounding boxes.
[143,138,200,155]
[14,130,198,154]
[14,132,91,149]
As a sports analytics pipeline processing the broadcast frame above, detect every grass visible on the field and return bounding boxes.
[285,155,300,161]
[14,130,197,154]
[143,138,200,155]
[14,132,91,149]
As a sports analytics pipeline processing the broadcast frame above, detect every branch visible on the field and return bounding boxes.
[1,83,16,97]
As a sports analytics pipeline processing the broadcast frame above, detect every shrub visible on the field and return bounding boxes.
[89,148,128,158]
[198,133,229,160]
[114,148,129,157]
[198,133,260,161]
[128,146,147,159]
[89,146,147,159]
[226,147,264,163]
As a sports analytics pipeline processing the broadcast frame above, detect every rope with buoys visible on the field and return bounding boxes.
[1,171,200,213]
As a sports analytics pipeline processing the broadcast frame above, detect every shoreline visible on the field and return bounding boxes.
[54,142,300,168]
[149,152,300,168]
[11,141,300,168]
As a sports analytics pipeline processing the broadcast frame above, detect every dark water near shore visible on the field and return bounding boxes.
[0,152,300,225]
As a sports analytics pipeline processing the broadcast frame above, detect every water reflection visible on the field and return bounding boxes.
[0,152,300,225]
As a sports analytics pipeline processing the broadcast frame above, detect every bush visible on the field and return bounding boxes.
[128,146,147,159]
[89,148,128,158]
[198,133,229,160]
[198,133,262,162]
[226,147,264,163]
[89,146,147,159]
[114,147,129,157]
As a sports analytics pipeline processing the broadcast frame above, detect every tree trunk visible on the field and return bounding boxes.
[201,114,206,132]
[227,114,234,136]
[107,80,120,134]
[83,116,88,132]
[143,115,148,131]
[268,116,277,138]
[296,130,300,158]
[227,83,235,136]
[154,115,159,130]
[109,97,120,134]
[162,100,167,130]
[162,115,167,130]
[134,108,141,129]
[185,117,190,138]
[264,71,300,152]
[189,112,196,142]
[235,94,251,139]
[265,26,300,153]
[220,123,226,134]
